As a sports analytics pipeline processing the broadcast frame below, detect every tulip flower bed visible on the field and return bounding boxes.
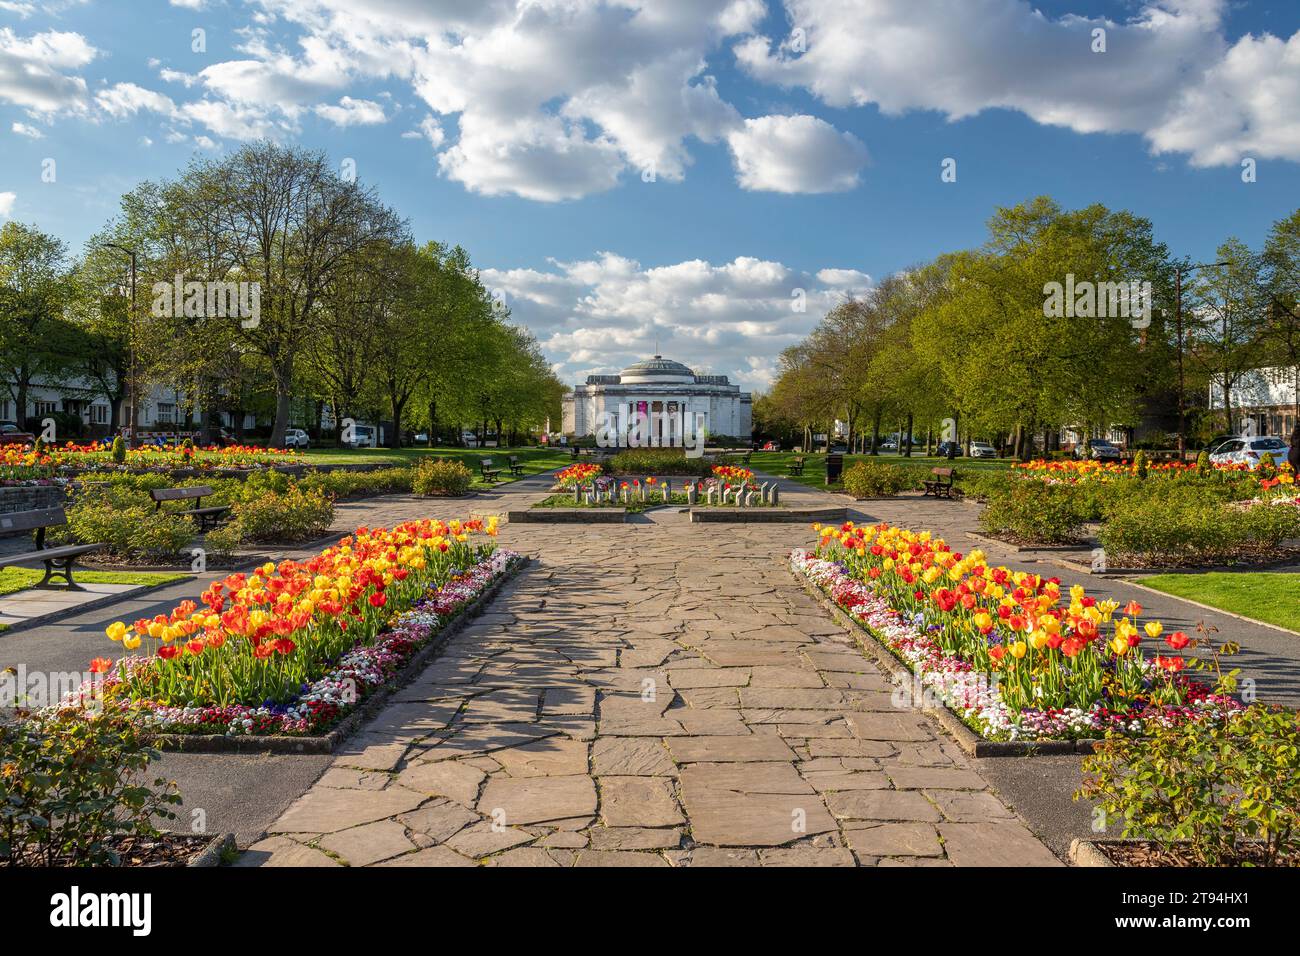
[792,521,1242,742]
[1,441,300,478]
[1015,457,1295,487]
[58,518,520,738]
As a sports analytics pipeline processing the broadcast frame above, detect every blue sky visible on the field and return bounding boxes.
[2,0,1299,390]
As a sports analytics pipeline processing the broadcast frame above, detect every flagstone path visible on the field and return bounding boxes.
[242,509,1061,867]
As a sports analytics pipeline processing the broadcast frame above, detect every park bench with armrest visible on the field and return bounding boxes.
[786,456,805,477]
[150,485,231,531]
[922,467,957,499]
[507,455,526,477]
[0,507,105,590]
[480,458,502,482]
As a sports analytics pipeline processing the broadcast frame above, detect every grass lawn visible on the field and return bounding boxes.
[0,568,191,598]
[742,451,1012,490]
[299,445,572,489]
[1136,572,1300,633]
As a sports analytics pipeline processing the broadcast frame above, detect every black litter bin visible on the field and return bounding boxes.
[826,453,844,485]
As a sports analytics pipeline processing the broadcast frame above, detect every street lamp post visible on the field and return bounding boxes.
[1173,260,1229,461]
[103,243,138,448]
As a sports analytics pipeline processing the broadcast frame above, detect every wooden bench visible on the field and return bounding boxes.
[0,507,105,590]
[150,485,231,531]
[786,456,805,477]
[740,451,753,466]
[507,455,526,478]
[923,467,957,499]
[479,458,502,482]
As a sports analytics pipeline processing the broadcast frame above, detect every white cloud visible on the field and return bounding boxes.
[0,192,16,218]
[0,28,95,113]
[11,121,43,139]
[402,114,444,148]
[734,0,1300,167]
[481,251,872,390]
[727,114,868,193]
[314,96,386,126]
[95,82,178,119]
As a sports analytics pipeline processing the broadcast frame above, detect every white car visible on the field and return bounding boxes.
[1209,436,1290,469]
[1075,438,1122,460]
[969,441,997,459]
[284,428,311,449]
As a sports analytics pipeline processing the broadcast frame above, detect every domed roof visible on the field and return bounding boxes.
[620,355,695,383]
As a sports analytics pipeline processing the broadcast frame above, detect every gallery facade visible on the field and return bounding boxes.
[562,356,752,443]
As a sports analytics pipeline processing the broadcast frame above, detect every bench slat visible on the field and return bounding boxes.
[151,486,215,502]
[0,507,67,533]
[0,543,104,567]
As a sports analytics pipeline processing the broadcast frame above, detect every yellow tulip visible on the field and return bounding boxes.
[1144,621,1163,639]
[1010,641,1027,659]
[123,635,141,651]
[1109,636,1129,656]
[105,621,127,642]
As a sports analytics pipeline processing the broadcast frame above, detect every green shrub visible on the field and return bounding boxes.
[60,497,196,559]
[0,709,182,866]
[411,458,473,496]
[1099,488,1300,567]
[978,481,1089,544]
[1078,706,1300,866]
[238,468,293,500]
[229,484,334,543]
[841,461,924,498]
[1196,450,1212,477]
[606,448,714,476]
[1133,449,1149,479]
[301,466,415,499]
[202,520,245,556]
[110,436,126,464]
[955,470,1015,501]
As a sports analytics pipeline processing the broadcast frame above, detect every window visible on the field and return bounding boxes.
[0,400,10,421]
[89,404,109,425]
[34,400,57,417]
[156,403,176,424]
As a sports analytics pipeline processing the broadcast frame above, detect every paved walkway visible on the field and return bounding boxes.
[243,511,1061,867]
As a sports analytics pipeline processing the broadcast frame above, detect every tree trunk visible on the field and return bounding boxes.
[389,393,406,449]
[16,377,29,431]
[904,413,913,458]
[427,400,437,447]
[270,358,293,448]
[869,408,881,456]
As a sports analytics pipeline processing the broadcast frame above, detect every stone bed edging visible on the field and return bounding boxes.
[1048,552,1300,578]
[788,559,1112,758]
[507,508,629,523]
[1067,838,1117,867]
[151,555,528,755]
[188,833,237,866]
[689,506,847,523]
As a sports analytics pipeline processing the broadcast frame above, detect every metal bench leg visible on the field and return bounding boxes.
[35,557,85,591]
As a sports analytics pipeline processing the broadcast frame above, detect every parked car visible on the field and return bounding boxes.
[935,441,962,458]
[1075,438,1122,461]
[0,422,35,445]
[878,439,898,452]
[1209,435,1291,469]
[969,440,997,459]
[340,424,377,449]
[284,428,311,449]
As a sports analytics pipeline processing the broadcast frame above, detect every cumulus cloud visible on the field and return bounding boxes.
[481,251,873,390]
[734,0,1300,167]
[727,114,868,193]
[0,191,16,218]
[0,28,95,113]
[314,96,386,126]
[11,121,43,139]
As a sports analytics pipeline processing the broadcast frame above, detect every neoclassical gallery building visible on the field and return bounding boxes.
[562,356,752,444]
